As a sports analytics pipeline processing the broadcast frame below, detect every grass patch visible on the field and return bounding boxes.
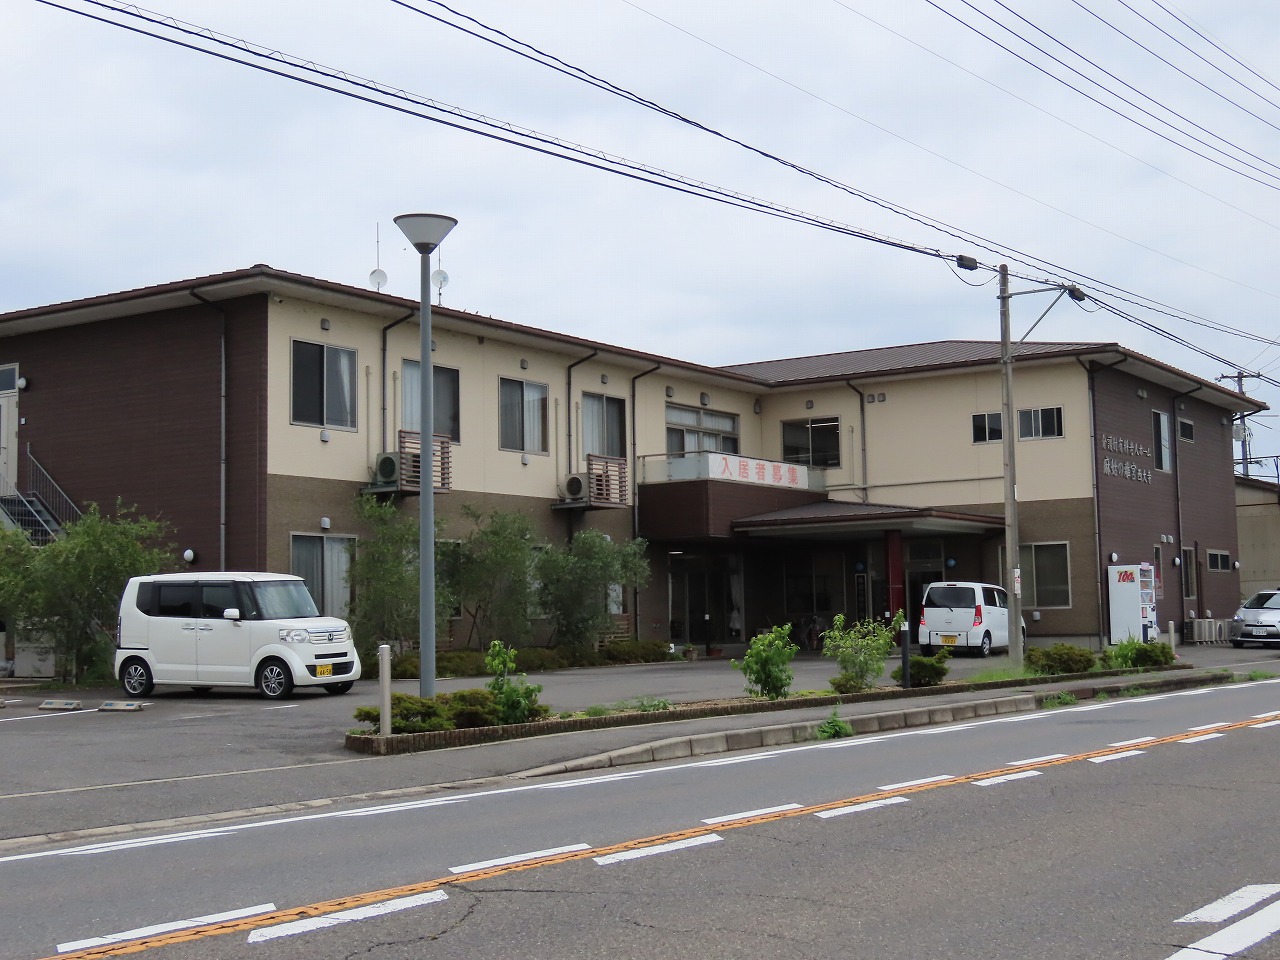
[1245,670,1278,681]
[967,666,1038,684]
[1041,691,1078,708]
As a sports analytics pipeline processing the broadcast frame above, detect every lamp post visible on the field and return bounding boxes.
[395,213,457,699]
[997,265,1086,669]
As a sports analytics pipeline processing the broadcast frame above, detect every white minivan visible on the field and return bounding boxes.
[918,581,1022,657]
[114,572,362,699]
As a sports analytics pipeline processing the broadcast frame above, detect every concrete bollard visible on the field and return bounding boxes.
[379,644,391,738]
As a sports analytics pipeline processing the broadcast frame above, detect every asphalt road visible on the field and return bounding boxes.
[8,677,1280,959]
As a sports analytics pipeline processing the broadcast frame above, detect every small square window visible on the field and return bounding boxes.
[1178,418,1194,442]
[972,412,1002,444]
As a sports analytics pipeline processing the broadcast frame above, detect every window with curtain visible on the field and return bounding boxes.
[1017,542,1071,607]
[291,534,355,617]
[402,361,461,441]
[665,404,739,454]
[292,340,357,430]
[499,378,548,453]
[582,393,626,458]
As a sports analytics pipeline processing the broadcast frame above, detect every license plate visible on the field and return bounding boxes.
[316,663,333,677]
[941,635,958,645]
[1252,628,1269,637]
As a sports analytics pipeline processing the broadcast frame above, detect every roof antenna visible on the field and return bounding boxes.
[431,250,449,306]
[369,223,388,292]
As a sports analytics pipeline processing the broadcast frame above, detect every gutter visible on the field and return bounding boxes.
[189,290,227,571]
[380,311,417,454]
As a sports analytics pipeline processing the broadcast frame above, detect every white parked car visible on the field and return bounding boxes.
[114,572,361,699]
[918,581,1024,658]
[1230,589,1280,649]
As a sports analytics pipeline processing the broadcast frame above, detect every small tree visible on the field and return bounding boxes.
[822,611,904,693]
[733,624,798,700]
[536,529,649,649]
[345,494,456,667]
[453,507,538,649]
[19,501,174,681]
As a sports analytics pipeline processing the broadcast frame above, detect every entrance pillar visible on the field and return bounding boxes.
[885,530,906,618]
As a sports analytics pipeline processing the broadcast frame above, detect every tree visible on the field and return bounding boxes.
[452,507,539,649]
[18,501,175,681]
[536,529,649,648]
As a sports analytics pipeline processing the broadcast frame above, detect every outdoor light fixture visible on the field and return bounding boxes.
[182,549,196,564]
[1109,552,1119,563]
[1173,556,1182,567]
[395,213,457,700]
[16,376,28,390]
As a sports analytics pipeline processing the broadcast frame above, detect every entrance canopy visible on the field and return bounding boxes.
[733,500,1005,539]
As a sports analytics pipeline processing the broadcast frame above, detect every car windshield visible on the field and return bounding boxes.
[1242,592,1280,610]
[249,581,321,619]
[925,587,976,608]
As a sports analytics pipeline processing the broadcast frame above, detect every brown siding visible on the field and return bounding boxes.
[5,295,268,570]
[637,480,826,540]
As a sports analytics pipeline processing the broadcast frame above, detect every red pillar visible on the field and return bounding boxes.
[885,530,906,619]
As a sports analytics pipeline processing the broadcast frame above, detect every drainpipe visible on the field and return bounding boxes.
[1078,358,1105,648]
[630,364,662,642]
[190,291,227,571]
[1171,388,1199,636]
[566,350,598,478]
[380,311,416,454]
[845,381,869,502]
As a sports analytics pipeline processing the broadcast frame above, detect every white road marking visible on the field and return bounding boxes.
[336,798,462,817]
[62,829,234,856]
[975,770,1043,787]
[1252,711,1280,719]
[262,704,299,711]
[1188,722,1230,731]
[702,803,803,824]
[246,891,447,943]
[450,843,592,874]
[1176,885,1280,923]
[814,796,910,819]
[539,773,642,788]
[1089,750,1144,764]
[1163,899,1280,959]
[594,834,722,864]
[1180,733,1226,744]
[692,753,783,766]
[1252,720,1280,729]
[58,902,275,952]
[879,775,953,791]
[177,715,214,721]
[1109,737,1157,747]
[1010,753,1068,765]
[1067,703,1113,712]
[0,710,99,723]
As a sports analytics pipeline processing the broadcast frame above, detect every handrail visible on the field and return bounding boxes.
[26,445,82,526]
[0,470,58,544]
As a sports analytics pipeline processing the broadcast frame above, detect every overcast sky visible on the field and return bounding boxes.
[4,0,1279,464]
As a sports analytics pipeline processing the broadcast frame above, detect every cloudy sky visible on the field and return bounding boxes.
[4,0,1279,463]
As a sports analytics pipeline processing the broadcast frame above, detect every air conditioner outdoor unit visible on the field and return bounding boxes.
[565,473,590,501]
[373,453,400,485]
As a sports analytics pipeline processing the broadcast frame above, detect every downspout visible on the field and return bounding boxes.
[1077,359,1105,647]
[630,364,662,641]
[566,350,598,478]
[845,380,869,502]
[380,311,416,454]
[1171,388,1201,634]
[190,291,227,571]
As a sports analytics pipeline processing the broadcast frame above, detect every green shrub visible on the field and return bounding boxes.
[890,648,952,687]
[821,612,903,692]
[1026,643,1097,675]
[436,650,488,677]
[512,647,567,672]
[615,695,672,712]
[600,640,672,664]
[1130,642,1175,668]
[583,704,610,717]
[485,641,550,724]
[1042,691,1078,708]
[733,624,798,700]
[816,708,853,739]
[442,688,500,728]
[354,692,453,734]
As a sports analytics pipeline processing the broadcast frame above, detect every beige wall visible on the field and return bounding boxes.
[1236,480,1280,597]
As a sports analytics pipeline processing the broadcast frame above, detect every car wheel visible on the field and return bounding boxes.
[919,643,931,657]
[978,634,992,658]
[256,659,294,700]
[120,658,154,697]
[324,681,354,695]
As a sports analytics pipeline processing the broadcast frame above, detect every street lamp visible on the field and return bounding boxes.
[395,213,458,699]
[997,264,1086,668]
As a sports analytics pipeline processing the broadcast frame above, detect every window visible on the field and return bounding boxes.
[200,583,238,619]
[0,366,15,393]
[782,417,840,467]
[1017,542,1070,607]
[291,533,354,617]
[582,393,626,458]
[1018,406,1063,439]
[1181,547,1197,599]
[666,404,739,454]
[292,340,357,429]
[499,378,549,453]
[1207,549,1231,571]
[402,361,461,441]
[1178,418,1195,442]
[1153,411,1171,471]
[972,412,1002,443]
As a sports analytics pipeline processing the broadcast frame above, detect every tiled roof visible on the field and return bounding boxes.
[720,339,1113,384]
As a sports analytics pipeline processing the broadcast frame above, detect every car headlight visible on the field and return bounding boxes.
[279,628,310,643]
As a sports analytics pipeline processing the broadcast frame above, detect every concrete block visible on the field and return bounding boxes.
[877,711,906,730]
[651,738,694,761]
[951,703,978,720]
[994,697,1020,714]
[849,715,881,734]
[690,733,728,756]
[725,729,765,752]
[903,708,932,727]
[928,706,955,725]
[760,725,797,746]
[38,699,82,711]
[608,745,654,767]
[973,699,998,716]
[99,701,143,712]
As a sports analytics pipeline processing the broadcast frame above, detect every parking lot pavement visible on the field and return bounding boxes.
[1,642,1276,845]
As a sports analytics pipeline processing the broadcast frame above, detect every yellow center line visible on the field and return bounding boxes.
[43,714,1274,959]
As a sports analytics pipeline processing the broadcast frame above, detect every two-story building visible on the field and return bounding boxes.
[0,266,1262,657]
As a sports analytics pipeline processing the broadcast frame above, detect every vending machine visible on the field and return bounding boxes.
[1107,563,1158,644]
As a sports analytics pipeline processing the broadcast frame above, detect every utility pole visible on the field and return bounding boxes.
[1219,370,1256,477]
[999,265,1023,668]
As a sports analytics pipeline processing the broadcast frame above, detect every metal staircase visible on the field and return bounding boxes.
[0,447,81,545]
